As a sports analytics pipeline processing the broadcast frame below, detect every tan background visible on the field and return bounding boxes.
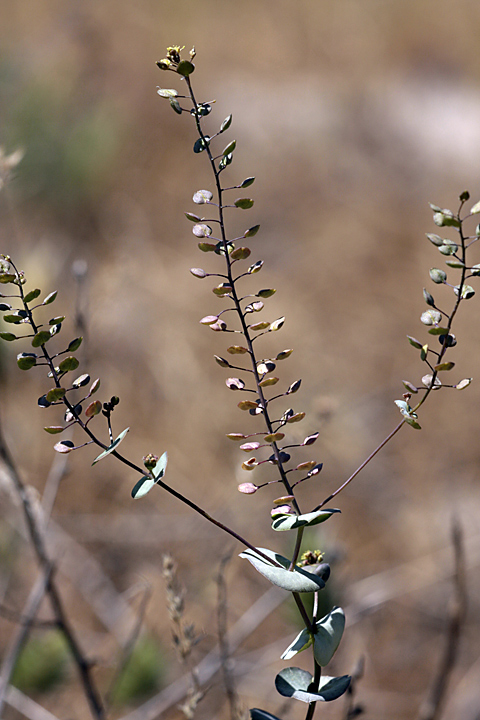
[1,1,480,718]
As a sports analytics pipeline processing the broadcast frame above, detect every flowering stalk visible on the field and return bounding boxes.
[155,45,478,719]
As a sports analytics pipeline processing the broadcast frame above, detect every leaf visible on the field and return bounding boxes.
[407,335,423,349]
[429,268,447,284]
[272,508,340,532]
[264,432,285,443]
[276,349,293,361]
[24,288,41,303]
[92,428,130,465]
[281,627,312,660]
[434,362,455,371]
[223,140,236,156]
[245,224,260,237]
[72,373,90,388]
[250,321,270,331]
[157,88,178,98]
[45,387,66,402]
[239,547,327,592]
[193,137,210,154]
[230,247,251,261]
[42,291,58,305]
[0,332,17,341]
[17,353,37,371]
[259,377,279,387]
[313,607,345,666]
[85,401,102,417]
[234,198,254,209]
[198,242,216,252]
[32,331,52,347]
[68,337,83,352]
[44,426,65,434]
[269,317,285,332]
[58,356,79,372]
[132,451,168,499]
[192,224,212,238]
[456,378,472,390]
[250,710,282,720]
[470,200,480,214]
[227,345,248,354]
[176,60,195,76]
[257,288,276,298]
[238,400,259,410]
[169,98,182,114]
[275,667,351,703]
[193,189,213,204]
[220,114,232,133]
[54,440,75,454]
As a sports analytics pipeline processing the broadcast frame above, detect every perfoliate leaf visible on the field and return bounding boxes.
[272,508,340,532]
[239,547,326,592]
[132,451,168,499]
[92,428,130,465]
[275,667,351,703]
[281,628,312,660]
[313,607,345,666]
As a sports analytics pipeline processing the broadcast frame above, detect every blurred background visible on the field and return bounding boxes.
[1,0,480,718]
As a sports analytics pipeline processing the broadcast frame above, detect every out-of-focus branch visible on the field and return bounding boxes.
[0,563,53,716]
[0,420,106,720]
[418,518,466,720]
